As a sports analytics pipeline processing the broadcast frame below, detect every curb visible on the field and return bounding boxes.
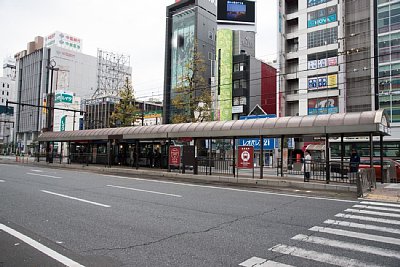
[19,161,357,194]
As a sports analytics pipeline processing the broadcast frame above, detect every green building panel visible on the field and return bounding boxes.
[217,29,233,121]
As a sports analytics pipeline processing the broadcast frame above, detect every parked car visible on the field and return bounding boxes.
[358,157,400,182]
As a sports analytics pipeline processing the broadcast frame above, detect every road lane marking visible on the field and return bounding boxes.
[344,208,400,218]
[361,201,400,208]
[353,204,400,213]
[0,223,85,267]
[27,173,62,179]
[102,175,357,203]
[41,190,111,208]
[31,169,44,173]
[0,179,4,182]
[257,261,295,267]
[239,256,265,266]
[292,234,400,260]
[335,213,400,225]
[239,256,294,267]
[323,219,400,235]
[106,185,182,198]
[309,226,400,246]
[269,244,382,267]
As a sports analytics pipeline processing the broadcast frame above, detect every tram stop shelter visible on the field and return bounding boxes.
[37,109,390,184]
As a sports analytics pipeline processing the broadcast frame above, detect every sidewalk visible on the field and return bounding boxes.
[364,183,400,203]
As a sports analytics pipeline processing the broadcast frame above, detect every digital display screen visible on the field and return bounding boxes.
[217,0,255,24]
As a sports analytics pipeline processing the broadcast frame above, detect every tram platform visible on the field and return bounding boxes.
[1,155,358,198]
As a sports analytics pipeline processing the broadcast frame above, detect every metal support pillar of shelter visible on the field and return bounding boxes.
[325,134,330,184]
[369,133,374,168]
[260,135,264,179]
[107,140,111,168]
[232,137,236,177]
[340,134,344,179]
[135,140,139,170]
[380,134,384,183]
[280,135,284,177]
[208,138,212,175]
[168,138,171,172]
[67,142,71,164]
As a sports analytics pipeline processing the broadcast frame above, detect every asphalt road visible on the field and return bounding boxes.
[0,163,399,266]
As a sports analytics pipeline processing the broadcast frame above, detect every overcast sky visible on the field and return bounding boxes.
[0,0,277,100]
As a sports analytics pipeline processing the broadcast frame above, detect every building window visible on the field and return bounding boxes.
[233,80,240,89]
[307,27,337,49]
[233,63,246,72]
[208,31,214,40]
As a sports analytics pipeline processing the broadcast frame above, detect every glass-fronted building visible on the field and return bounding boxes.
[163,0,217,124]
[378,0,400,123]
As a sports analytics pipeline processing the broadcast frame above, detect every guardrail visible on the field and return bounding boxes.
[357,168,376,197]
[197,157,234,175]
[284,159,355,184]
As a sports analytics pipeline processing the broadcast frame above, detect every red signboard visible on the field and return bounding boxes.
[169,146,181,166]
[238,146,254,169]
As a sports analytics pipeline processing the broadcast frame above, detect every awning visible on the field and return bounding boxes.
[37,109,391,142]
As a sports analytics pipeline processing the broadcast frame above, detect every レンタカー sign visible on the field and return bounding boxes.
[237,146,254,169]
[169,146,181,166]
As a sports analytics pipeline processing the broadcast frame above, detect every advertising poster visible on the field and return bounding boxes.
[308,96,339,115]
[238,146,254,169]
[328,74,338,88]
[318,76,327,89]
[169,146,181,166]
[328,57,338,66]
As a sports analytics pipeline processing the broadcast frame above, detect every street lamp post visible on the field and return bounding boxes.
[45,59,59,163]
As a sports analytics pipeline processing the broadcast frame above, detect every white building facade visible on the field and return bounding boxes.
[278,0,375,117]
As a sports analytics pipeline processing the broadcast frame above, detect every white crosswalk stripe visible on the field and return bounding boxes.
[353,204,400,213]
[239,257,295,267]
[309,226,400,246]
[269,244,384,267]
[292,234,400,260]
[344,208,400,218]
[335,213,400,225]
[360,201,400,208]
[239,201,400,266]
[323,219,400,235]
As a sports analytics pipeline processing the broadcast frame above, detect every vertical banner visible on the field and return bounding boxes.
[169,146,181,166]
[217,29,233,121]
[237,146,254,169]
[60,115,66,131]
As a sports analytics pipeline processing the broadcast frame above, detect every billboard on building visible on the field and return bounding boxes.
[308,96,339,115]
[45,31,82,52]
[217,0,256,24]
[217,29,233,121]
[53,91,81,132]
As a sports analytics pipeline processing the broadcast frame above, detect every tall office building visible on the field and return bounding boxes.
[377,0,400,123]
[0,58,16,153]
[278,0,375,117]
[163,0,217,124]
[14,33,98,153]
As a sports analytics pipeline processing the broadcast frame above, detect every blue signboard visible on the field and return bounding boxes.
[238,114,277,150]
[239,138,275,150]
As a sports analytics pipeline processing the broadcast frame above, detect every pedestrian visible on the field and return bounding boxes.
[304,150,312,182]
[350,149,360,174]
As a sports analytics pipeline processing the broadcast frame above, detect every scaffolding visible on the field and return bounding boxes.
[85,50,131,129]
[92,49,131,98]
